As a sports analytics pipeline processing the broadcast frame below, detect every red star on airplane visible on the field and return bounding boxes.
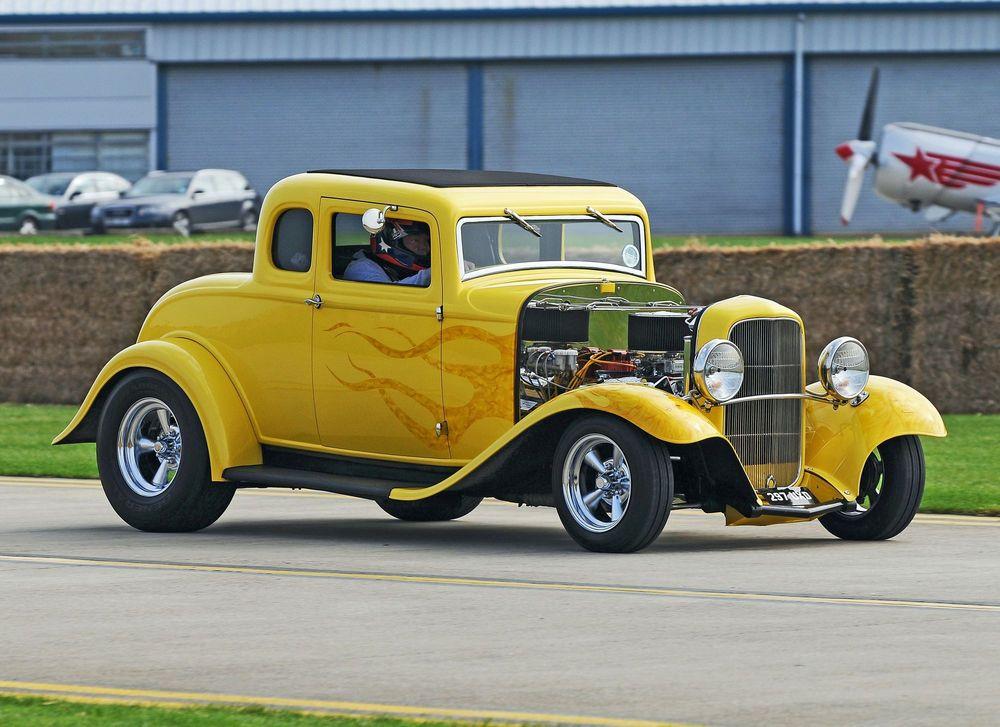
[893,148,938,183]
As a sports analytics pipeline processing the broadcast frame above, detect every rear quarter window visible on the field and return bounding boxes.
[271,208,313,272]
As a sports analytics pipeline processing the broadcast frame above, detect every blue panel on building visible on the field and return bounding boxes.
[163,62,468,193]
[482,58,787,233]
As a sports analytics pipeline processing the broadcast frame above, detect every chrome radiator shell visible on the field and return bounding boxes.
[724,318,805,488]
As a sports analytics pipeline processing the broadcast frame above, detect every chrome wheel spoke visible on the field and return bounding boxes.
[582,489,606,511]
[155,408,171,435]
[583,450,607,474]
[610,493,624,521]
[151,460,170,488]
[136,437,157,453]
[612,445,624,471]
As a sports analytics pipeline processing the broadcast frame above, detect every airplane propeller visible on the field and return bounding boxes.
[835,68,880,225]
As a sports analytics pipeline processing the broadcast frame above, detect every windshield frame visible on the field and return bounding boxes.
[456,214,647,282]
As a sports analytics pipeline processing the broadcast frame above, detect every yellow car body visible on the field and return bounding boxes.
[56,170,945,548]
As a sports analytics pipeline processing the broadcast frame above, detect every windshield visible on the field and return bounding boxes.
[458,216,645,279]
[127,174,193,197]
[26,174,74,196]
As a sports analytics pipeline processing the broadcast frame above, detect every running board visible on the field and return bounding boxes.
[221,465,397,500]
[749,501,856,519]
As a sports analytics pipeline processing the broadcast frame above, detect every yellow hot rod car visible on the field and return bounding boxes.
[55,169,946,552]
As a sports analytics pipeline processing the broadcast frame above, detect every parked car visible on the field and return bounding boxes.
[0,175,56,235]
[56,169,946,552]
[26,171,131,231]
[91,169,260,236]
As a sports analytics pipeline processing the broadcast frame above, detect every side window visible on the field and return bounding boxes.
[272,208,313,273]
[332,213,430,288]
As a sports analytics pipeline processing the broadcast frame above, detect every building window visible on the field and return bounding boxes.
[0,131,150,181]
[0,30,145,59]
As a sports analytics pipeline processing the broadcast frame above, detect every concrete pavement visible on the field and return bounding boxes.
[1,477,998,726]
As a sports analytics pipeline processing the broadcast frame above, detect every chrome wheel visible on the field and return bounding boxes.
[18,217,38,235]
[562,434,632,533]
[172,212,191,237]
[844,449,884,517]
[116,398,182,497]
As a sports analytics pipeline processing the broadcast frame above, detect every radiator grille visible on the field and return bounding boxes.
[725,318,803,488]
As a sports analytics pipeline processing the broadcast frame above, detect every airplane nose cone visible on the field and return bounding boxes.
[835,142,855,161]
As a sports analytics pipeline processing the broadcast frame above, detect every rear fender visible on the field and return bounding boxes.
[53,338,261,480]
[389,383,750,502]
[803,375,946,502]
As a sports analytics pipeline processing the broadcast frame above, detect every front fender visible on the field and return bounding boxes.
[53,337,261,480]
[389,383,737,500]
[803,375,946,501]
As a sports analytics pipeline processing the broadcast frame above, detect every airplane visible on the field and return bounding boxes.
[837,68,1000,235]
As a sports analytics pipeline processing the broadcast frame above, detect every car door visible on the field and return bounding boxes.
[185,172,217,226]
[0,182,15,229]
[61,176,100,228]
[311,197,450,461]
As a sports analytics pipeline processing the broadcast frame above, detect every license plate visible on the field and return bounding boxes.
[761,488,817,506]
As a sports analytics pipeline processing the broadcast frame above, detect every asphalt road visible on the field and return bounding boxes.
[1,476,998,726]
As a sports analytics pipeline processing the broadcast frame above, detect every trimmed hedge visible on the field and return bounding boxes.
[0,236,996,412]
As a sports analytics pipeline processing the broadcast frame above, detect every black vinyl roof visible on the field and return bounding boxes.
[308,169,617,188]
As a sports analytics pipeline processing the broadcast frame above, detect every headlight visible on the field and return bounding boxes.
[692,339,744,403]
[818,337,869,399]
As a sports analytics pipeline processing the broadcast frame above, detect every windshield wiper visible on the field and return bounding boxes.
[504,208,542,238]
[586,206,623,232]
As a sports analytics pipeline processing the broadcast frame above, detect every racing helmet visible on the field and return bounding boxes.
[370,219,430,273]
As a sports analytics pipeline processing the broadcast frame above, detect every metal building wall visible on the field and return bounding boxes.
[163,63,467,192]
[809,54,1000,233]
[482,58,786,233]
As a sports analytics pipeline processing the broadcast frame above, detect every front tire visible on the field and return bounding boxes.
[377,492,482,522]
[553,415,673,553]
[97,371,234,532]
[820,435,925,541]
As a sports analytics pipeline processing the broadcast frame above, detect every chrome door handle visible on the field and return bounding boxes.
[304,294,323,309]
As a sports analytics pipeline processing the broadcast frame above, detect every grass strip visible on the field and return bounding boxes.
[0,693,462,727]
[0,404,996,515]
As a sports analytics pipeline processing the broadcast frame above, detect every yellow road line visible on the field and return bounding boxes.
[1,553,997,612]
[0,477,995,523]
[0,679,685,727]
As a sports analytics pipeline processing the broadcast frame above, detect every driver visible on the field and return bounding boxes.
[344,218,431,286]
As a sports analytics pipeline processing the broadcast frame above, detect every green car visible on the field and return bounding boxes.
[0,175,57,235]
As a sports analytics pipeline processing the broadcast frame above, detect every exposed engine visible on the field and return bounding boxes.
[518,305,694,416]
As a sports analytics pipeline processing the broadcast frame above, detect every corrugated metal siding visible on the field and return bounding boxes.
[809,54,1000,233]
[163,63,467,194]
[7,0,996,16]
[141,10,1000,62]
[483,59,786,233]
[148,16,795,62]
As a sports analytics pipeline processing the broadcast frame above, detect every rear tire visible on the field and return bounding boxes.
[553,415,673,553]
[97,371,234,532]
[820,435,925,541]
[377,493,482,522]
